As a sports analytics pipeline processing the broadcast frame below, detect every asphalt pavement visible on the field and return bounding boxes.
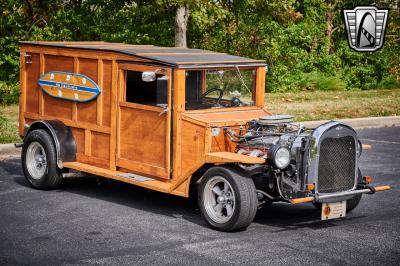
[0,127,399,265]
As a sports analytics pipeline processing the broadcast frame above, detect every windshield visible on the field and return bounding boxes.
[185,68,256,110]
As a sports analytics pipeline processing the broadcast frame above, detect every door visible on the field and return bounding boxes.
[117,63,171,179]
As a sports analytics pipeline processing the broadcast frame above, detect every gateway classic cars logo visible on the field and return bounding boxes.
[343,6,389,52]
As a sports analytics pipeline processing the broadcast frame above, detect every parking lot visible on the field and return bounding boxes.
[0,127,399,265]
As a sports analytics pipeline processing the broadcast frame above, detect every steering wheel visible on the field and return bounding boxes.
[200,88,223,106]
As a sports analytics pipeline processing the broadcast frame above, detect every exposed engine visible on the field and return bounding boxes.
[224,115,313,204]
[224,114,361,206]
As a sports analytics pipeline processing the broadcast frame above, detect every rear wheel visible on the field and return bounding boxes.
[198,166,257,231]
[22,129,63,189]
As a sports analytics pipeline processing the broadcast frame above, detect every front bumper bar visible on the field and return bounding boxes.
[290,185,391,204]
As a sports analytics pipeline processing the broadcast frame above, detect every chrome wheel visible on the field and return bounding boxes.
[26,141,47,180]
[203,176,236,224]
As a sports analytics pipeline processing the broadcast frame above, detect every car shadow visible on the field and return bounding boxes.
[2,157,366,231]
[253,203,366,232]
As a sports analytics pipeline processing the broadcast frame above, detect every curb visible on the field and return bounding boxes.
[301,116,400,129]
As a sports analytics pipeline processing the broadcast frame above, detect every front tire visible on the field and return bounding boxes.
[22,129,63,189]
[198,166,257,231]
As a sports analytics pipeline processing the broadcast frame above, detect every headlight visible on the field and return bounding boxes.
[268,145,291,169]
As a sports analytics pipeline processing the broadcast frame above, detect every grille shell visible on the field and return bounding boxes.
[317,136,356,193]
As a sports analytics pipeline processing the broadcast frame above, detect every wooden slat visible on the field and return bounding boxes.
[205,152,265,164]
[76,153,110,169]
[172,69,185,178]
[185,105,260,114]
[118,63,168,74]
[97,59,103,125]
[19,49,27,136]
[255,66,266,107]
[109,60,118,170]
[165,68,172,175]
[84,129,91,156]
[24,112,110,134]
[72,57,79,121]
[39,53,45,114]
[119,101,163,112]
[115,68,124,161]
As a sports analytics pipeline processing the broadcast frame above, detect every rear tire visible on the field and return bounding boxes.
[198,166,257,231]
[22,129,63,189]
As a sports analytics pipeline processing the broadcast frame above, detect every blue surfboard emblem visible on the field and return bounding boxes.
[38,71,101,102]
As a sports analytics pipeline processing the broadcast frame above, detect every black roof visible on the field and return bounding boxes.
[20,41,266,68]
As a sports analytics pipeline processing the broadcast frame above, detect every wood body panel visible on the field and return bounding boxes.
[91,132,110,160]
[76,58,98,124]
[179,120,206,179]
[115,63,172,180]
[20,43,268,198]
[211,128,238,153]
[118,105,167,169]
[43,55,74,119]
[102,61,112,127]
[25,53,40,114]
[182,108,270,127]
[21,45,119,171]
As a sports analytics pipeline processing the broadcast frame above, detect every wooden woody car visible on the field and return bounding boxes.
[18,41,390,231]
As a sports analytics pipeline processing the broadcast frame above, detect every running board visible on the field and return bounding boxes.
[62,162,179,195]
[117,172,156,182]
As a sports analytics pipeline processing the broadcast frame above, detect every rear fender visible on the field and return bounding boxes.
[25,120,76,168]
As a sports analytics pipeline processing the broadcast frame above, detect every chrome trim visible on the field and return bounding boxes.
[306,121,360,194]
[315,188,370,201]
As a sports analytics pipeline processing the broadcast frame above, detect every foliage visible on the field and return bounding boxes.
[0,104,20,143]
[0,0,399,99]
[0,82,19,105]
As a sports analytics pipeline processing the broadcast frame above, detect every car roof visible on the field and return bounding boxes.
[19,41,266,68]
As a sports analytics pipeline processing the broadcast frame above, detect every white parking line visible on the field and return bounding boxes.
[360,139,400,145]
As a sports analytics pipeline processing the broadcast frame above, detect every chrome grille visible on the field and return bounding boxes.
[317,136,356,193]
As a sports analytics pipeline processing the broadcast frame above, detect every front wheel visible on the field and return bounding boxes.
[198,166,257,231]
[22,129,63,189]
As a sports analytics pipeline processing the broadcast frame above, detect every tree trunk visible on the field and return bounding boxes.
[175,6,189,48]
[325,6,334,54]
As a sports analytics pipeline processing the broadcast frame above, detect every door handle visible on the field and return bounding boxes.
[159,107,169,116]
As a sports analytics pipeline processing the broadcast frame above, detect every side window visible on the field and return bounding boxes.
[185,70,203,105]
[125,70,167,106]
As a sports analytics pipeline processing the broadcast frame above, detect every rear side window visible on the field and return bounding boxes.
[125,70,167,106]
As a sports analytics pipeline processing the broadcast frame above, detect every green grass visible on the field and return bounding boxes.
[265,89,400,121]
[0,89,399,143]
[0,105,20,144]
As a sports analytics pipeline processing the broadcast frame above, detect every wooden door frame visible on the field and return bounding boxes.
[116,63,172,179]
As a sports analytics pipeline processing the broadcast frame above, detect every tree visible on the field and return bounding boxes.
[175,5,190,47]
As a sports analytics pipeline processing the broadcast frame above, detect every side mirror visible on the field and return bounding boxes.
[142,71,156,82]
